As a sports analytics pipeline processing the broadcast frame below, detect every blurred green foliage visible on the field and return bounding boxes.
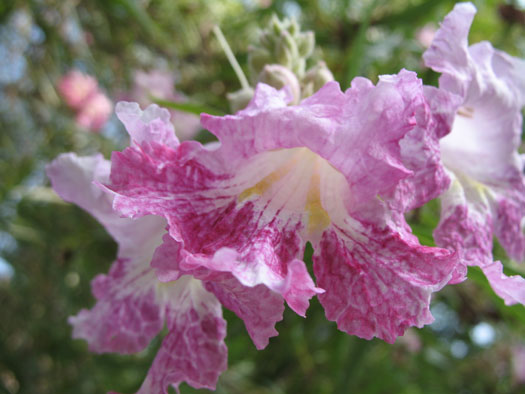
[1,0,525,393]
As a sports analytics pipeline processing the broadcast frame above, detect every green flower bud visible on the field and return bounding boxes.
[227,87,254,113]
[248,47,273,79]
[297,31,315,58]
[247,15,316,82]
[301,61,335,97]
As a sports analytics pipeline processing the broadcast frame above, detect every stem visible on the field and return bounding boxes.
[213,25,250,91]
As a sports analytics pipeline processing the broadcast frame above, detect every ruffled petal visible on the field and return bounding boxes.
[314,225,457,344]
[46,153,167,255]
[49,152,229,391]
[116,101,179,148]
[491,49,525,106]
[204,277,283,350]
[389,85,461,211]
[494,190,525,262]
[69,259,163,354]
[151,233,285,349]
[422,2,475,96]
[424,4,524,188]
[433,173,493,269]
[137,277,227,393]
[47,153,168,353]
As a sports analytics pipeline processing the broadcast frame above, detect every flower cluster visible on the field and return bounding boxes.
[48,3,525,393]
[58,70,113,132]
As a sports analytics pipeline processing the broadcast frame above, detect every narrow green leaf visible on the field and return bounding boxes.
[153,98,225,116]
[114,0,163,40]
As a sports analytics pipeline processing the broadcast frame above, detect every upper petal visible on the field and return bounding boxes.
[47,152,167,259]
[422,2,476,95]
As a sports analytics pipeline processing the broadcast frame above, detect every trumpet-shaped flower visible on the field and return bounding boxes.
[47,108,228,393]
[108,70,459,344]
[423,2,525,306]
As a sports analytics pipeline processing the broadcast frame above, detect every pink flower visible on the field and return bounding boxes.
[423,2,525,305]
[75,91,113,132]
[108,69,459,344]
[47,107,228,393]
[127,70,201,140]
[58,70,98,110]
[416,24,436,49]
[58,70,113,132]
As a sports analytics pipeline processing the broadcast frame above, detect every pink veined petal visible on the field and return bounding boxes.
[388,85,461,212]
[494,191,525,262]
[137,277,227,394]
[314,225,457,343]
[204,277,283,350]
[151,233,285,350]
[69,259,164,354]
[109,134,323,318]
[433,173,492,284]
[47,153,168,353]
[481,261,525,306]
[47,152,168,258]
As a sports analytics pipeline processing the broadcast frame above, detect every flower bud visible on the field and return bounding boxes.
[248,47,273,78]
[301,61,335,97]
[227,87,254,113]
[247,15,316,81]
[297,31,315,58]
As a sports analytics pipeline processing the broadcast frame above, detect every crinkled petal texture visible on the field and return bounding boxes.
[137,276,227,393]
[109,71,458,343]
[389,85,461,212]
[424,2,525,304]
[314,226,455,343]
[47,152,227,392]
